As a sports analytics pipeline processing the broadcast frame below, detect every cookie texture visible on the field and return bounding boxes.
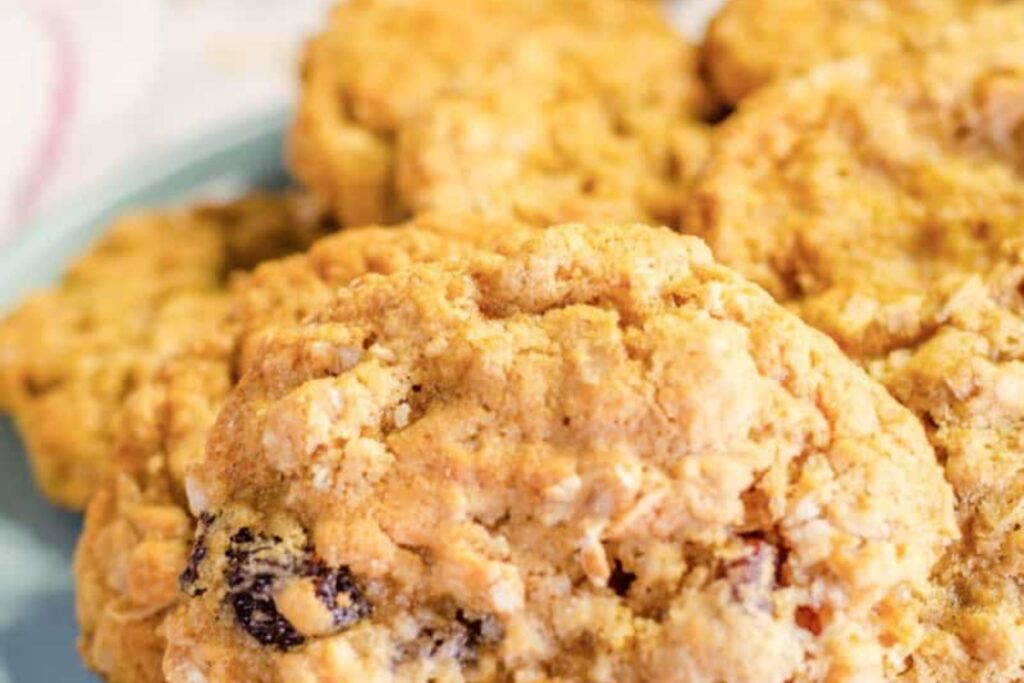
[290,0,711,227]
[163,224,955,683]
[396,4,712,228]
[691,5,1024,360]
[691,7,1024,680]
[75,215,530,683]
[703,0,987,105]
[0,194,330,508]
[879,243,1024,683]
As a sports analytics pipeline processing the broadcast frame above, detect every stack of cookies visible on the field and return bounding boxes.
[1,1,1022,681]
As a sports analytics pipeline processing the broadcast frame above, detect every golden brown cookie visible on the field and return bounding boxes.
[290,0,712,227]
[0,194,330,509]
[74,215,531,683]
[691,7,1024,679]
[162,223,955,683]
[877,244,1024,682]
[703,0,989,105]
[396,6,713,228]
[690,5,1024,360]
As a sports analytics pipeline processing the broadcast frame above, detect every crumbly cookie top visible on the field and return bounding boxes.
[396,10,712,228]
[702,0,982,105]
[692,8,1024,680]
[119,213,529,502]
[297,0,548,137]
[869,242,1024,682]
[76,215,530,683]
[0,194,327,508]
[290,0,536,224]
[289,0,710,227]
[691,5,1024,360]
[169,224,955,683]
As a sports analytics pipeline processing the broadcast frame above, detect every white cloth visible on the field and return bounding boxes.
[0,0,723,245]
[0,0,335,244]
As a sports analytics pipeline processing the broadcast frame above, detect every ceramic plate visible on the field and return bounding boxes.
[0,107,290,682]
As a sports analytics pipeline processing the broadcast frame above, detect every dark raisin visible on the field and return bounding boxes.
[309,561,372,628]
[229,589,305,649]
[230,527,255,545]
[179,513,217,597]
[222,528,372,650]
[223,528,306,649]
[608,559,637,597]
[179,542,207,597]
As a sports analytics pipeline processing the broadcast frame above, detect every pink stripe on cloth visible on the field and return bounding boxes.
[13,9,77,229]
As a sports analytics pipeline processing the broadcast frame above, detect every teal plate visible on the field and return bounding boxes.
[0,107,290,682]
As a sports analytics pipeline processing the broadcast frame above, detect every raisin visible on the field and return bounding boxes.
[229,584,306,649]
[230,526,255,545]
[222,527,372,650]
[179,512,216,597]
[608,559,637,597]
[179,543,207,597]
[223,527,306,649]
[309,561,372,628]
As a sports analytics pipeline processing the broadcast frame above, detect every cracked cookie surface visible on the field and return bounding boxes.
[395,5,713,229]
[0,194,330,508]
[691,5,1024,361]
[703,0,999,105]
[164,223,955,682]
[74,214,530,683]
[691,8,1024,680]
[290,0,711,228]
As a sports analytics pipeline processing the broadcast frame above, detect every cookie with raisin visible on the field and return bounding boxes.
[164,223,956,682]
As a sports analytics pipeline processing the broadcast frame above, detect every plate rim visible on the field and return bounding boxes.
[0,105,290,310]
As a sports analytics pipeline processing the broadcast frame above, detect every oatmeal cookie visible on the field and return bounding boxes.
[0,194,330,509]
[291,0,711,227]
[877,244,1024,682]
[703,0,991,105]
[690,5,1024,360]
[690,7,1024,679]
[396,8,713,228]
[75,215,531,683]
[163,224,955,683]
